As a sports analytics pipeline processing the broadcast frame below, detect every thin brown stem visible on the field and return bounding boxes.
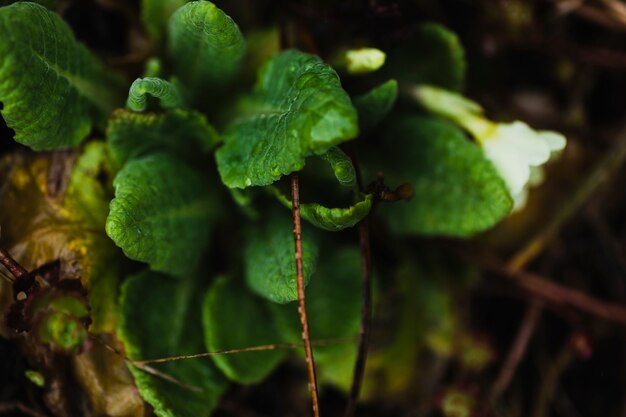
[489,301,543,401]
[291,172,320,417]
[489,126,626,407]
[131,338,355,365]
[0,402,48,417]
[508,126,626,271]
[344,147,373,417]
[344,217,372,417]
[507,269,626,325]
[0,247,28,280]
[530,341,574,417]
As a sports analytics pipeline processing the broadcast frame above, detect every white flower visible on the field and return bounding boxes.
[414,85,566,208]
[477,121,565,204]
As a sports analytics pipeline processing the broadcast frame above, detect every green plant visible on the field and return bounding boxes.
[0,2,569,417]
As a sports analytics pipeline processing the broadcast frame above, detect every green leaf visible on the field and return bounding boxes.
[216,50,359,189]
[319,147,356,188]
[142,0,189,45]
[106,109,219,167]
[106,153,215,277]
[202,277,287,383]
[272,187,373,232]
[271,247,361,390]
[383,23,465,91]
[380,115,512,237]
[127,77,185,111]
[0,2,124,150]
[245,213,318,304]
[167,1,245,92]
[118,270,227,417]
[353,79,398,132]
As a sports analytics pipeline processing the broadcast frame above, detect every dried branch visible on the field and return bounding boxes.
[344,216,373,417]
[0,246,28,280]
[291,172,320,417]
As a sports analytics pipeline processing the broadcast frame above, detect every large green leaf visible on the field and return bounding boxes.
[0,2,124,150]
[244,213,318,304]
[202,277,287,383]
[382,23,465,91]
[106,109,219,167]
[167,1,245,92]
[142,0,189,45]
[271,247,361,390]
[118,270,227,417]
[106,154,214,277]
[380,115,512,237]
[216,50,359,189]
[353,80,398,132]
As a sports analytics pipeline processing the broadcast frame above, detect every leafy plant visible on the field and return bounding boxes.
[0,2,575,417]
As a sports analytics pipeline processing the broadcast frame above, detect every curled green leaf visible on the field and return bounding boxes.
[271,187,373,232]
[319,147,356,188]
[127,77,185,111]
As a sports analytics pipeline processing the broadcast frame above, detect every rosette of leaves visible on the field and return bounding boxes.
[0,1,525,416]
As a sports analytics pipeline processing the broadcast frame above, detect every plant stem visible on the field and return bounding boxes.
[508,126,626,271]
[489,126,626,405]
[345,148,373,417]
[505,268,626,325]
[130,337,355,365]
[530,340,574,417]
[489,301,543,401]
[344,217,372,417]
[291,172,320,417]
[0,247,28,280]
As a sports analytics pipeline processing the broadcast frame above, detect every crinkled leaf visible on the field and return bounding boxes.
[107,109,219,166]
[0,3,124,150]
[382,23,465,91]
[380,115,512,237]
[106,154,215,277]
[272,187,373,232]
[0,143,124,333]
[271,247,361,389]
[245,213,318,304]
[353,79,398,132]
[319,147,356,188]
[216,50,359,188]
[118,270,227,417]
[142,0,189,45]
[167,1,245,92]
[127,77,185,111]
[202,277,287,383]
